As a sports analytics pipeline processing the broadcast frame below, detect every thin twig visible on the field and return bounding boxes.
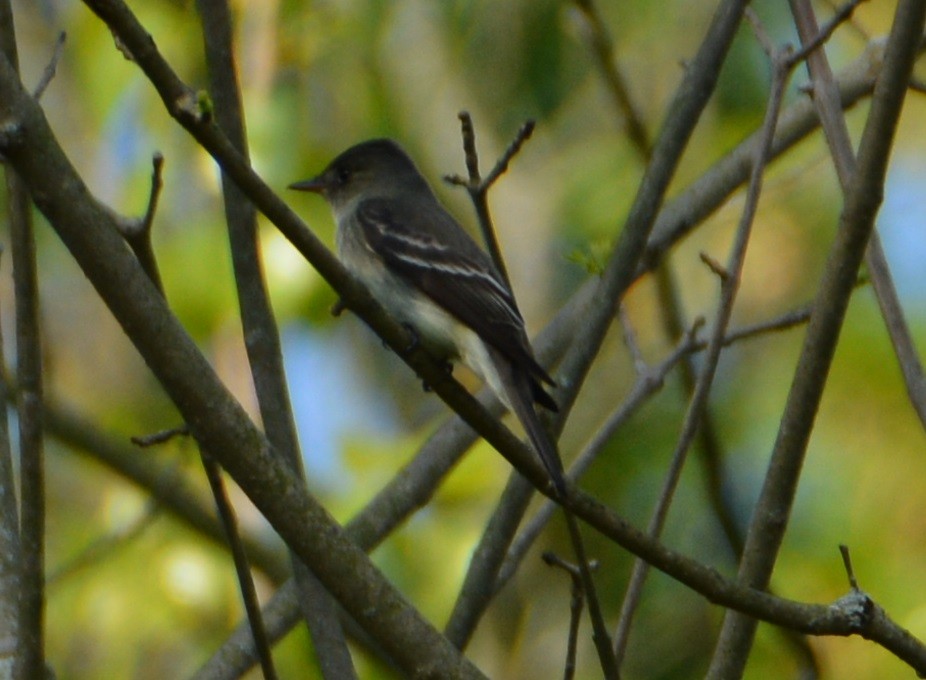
[822,0,872,40]
[543,551,599,680]
[114,142,279,680]
[201,452,280,680]
[839,544,859,591]
[571,0,652,156]
[786,0,867,67]
[699,251,730,280]
[3,18,47,675]
[47,502,160,585]
[194,0,352,674]
[707,0,926,674]
[444,112,534,285]
[33,31,66,101]
[617,304,647,376]
[139,152,165,235]
[745,7,777,56]
[790,0,926,435]
[442,116,616,676]
[9,161,45,680]
[483,120,536,188]
[130,424,189,447]
[117,152,165,290]
[496,319,704,593]
[614,27,795,664]
[562,511,619,679]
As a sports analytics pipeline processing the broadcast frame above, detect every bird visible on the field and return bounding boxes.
[289,138,565,496]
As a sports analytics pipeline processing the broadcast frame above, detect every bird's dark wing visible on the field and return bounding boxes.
[357,197,556,397]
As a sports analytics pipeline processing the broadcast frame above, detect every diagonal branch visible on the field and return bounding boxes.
[790,0,926,432]
[0,48,487,680]
[706,0,926,675]
[193,0,354,676]
[3,49,925,672]
[1,9,47,678]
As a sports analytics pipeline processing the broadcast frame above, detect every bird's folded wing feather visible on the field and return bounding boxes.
[357,199,558,396]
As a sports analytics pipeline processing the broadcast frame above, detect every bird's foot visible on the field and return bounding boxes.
[421,361,453,393]
[401,322,420,353]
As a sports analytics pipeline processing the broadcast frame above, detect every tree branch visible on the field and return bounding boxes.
[1,9,47,677]
[706,0,926,675]
[0,50,487,679]
[194,0,354,675]
[791,0,926,434]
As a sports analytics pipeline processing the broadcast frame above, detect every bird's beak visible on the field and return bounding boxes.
[288,175,327,193]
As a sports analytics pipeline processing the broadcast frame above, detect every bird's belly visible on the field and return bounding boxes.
[339,247,509,405]
[340,249,461,359]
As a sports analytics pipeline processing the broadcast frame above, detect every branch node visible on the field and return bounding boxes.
[442,173,468,187]
[118,152,166,241]
[542,550,599,578]
[787,0,869,68]
[175,89,213,125]
[831,588,875,632]
[0,118,24,151]
[110,30,136,62]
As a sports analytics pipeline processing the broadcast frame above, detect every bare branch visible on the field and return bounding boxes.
[3,33,47,680]
[790,0,926,437]
[617,305,648,376]
[542,551,599,680]
[0,256,20,676]
[840,544,860,591]
[130,424,188,447]
[116,152,165,289]
[0,27,488,676]
[699,251,730,280]
[47,502,160,585]
[195,0,354,673]
[787,0,868,67]
[707,0,926,674]
[617,26,798,663]
[444,111,535,285]
[571,0,652,157]
[32,31,66,101]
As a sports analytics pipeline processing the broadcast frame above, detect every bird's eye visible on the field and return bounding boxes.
[336,168,351,185]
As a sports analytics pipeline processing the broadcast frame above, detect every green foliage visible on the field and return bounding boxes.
[4,0,926,678]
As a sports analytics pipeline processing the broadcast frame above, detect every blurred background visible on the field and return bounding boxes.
[3,0,926,677]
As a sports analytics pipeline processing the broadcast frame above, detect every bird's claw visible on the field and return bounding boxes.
[401,323,420,353]
[421,361,453,393]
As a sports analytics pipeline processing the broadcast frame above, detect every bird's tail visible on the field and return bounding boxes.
[489,349,567,497]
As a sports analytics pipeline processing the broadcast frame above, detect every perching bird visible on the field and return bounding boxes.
[290,139,565,496]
